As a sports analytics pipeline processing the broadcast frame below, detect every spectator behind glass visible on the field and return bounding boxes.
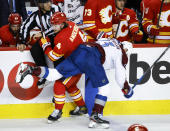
[0,13,22,47]
[52,0,86,26]
[142,0,170,44]
[0,0,27,27]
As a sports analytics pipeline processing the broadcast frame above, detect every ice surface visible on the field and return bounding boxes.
[0,115,170,131]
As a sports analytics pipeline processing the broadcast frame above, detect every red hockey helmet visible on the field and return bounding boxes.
[50,12,67,25]
[8,13,22,25]
[128,124,148,131]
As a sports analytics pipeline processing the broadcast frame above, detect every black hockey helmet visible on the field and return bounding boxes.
[37,0,51,3]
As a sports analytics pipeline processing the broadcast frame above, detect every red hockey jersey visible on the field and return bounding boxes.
[140,0,151,18]
[0,25,20,47]
[82,0,115,41]
[41,21,87,61]
[112,8,140,42]
[142,0,170,44]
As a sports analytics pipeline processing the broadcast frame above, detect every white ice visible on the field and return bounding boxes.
[0,115,170,131]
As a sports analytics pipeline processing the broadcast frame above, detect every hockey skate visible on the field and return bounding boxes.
[122,86,133,98]
[88,112,110,129]
[47,109,62,124]
[15,63,33,83]
[70,106,88,116]
[37,78,50,89]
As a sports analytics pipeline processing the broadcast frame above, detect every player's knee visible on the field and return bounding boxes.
[64,75,81,88]
[66,85,78,93]
[54,81,65,95]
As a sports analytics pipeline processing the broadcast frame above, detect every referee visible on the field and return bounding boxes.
[17,0,61,86]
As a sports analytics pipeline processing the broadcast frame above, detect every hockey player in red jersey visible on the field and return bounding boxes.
[0,13,22,47]
[112,0,143,42]
[82,0,116,41]
[142,0,170,44]
[38,12,88,123]
[140,0,151,20]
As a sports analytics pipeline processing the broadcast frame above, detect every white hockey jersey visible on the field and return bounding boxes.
[96,38,129,89]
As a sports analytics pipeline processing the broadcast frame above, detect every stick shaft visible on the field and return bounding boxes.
[153,0,164,44]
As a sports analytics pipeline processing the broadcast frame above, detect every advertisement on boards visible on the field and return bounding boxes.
[0,46,169,105]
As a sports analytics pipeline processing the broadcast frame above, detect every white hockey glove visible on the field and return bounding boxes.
[121,41,133,55]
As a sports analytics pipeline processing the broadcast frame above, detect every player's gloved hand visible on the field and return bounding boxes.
[112,14,120,24]
[122,86,133,98]
[96,31,109,40]
[132,30,143,42]
[28,34,40,46]
[149,25,160,36]
[121,41,133,55]
[40,37,51,51]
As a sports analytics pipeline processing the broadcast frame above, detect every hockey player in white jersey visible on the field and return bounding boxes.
[85,38,133,129]
[15,38,133,129]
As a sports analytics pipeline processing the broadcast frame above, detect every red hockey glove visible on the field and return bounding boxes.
[112,14,119,24]
[149,25,160,36]
[132,30,143,42]
[28,35,40,45]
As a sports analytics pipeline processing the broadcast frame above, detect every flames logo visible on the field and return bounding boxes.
[99,5,112,24]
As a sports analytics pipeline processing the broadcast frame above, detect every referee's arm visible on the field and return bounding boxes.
[19,12,38,45]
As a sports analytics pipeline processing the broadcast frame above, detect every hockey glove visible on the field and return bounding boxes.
[40,37,51,51]
[148,25,160,36]
[29,35,40,45]
[122,86,134,98]
[132,30,143,42]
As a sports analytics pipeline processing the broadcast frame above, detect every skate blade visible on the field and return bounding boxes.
[70,113,89,118]
[47,119,61,124]
[88,120,110,129]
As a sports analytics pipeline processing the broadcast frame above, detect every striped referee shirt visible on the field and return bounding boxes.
[20,4,61,44]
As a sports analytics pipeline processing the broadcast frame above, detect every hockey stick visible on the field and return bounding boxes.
[8,0,16,13]
[114,15,121,39]
[153,0,164,44]
[33,0,46,38]
[132,45,170,89]
[114,8,125,39]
